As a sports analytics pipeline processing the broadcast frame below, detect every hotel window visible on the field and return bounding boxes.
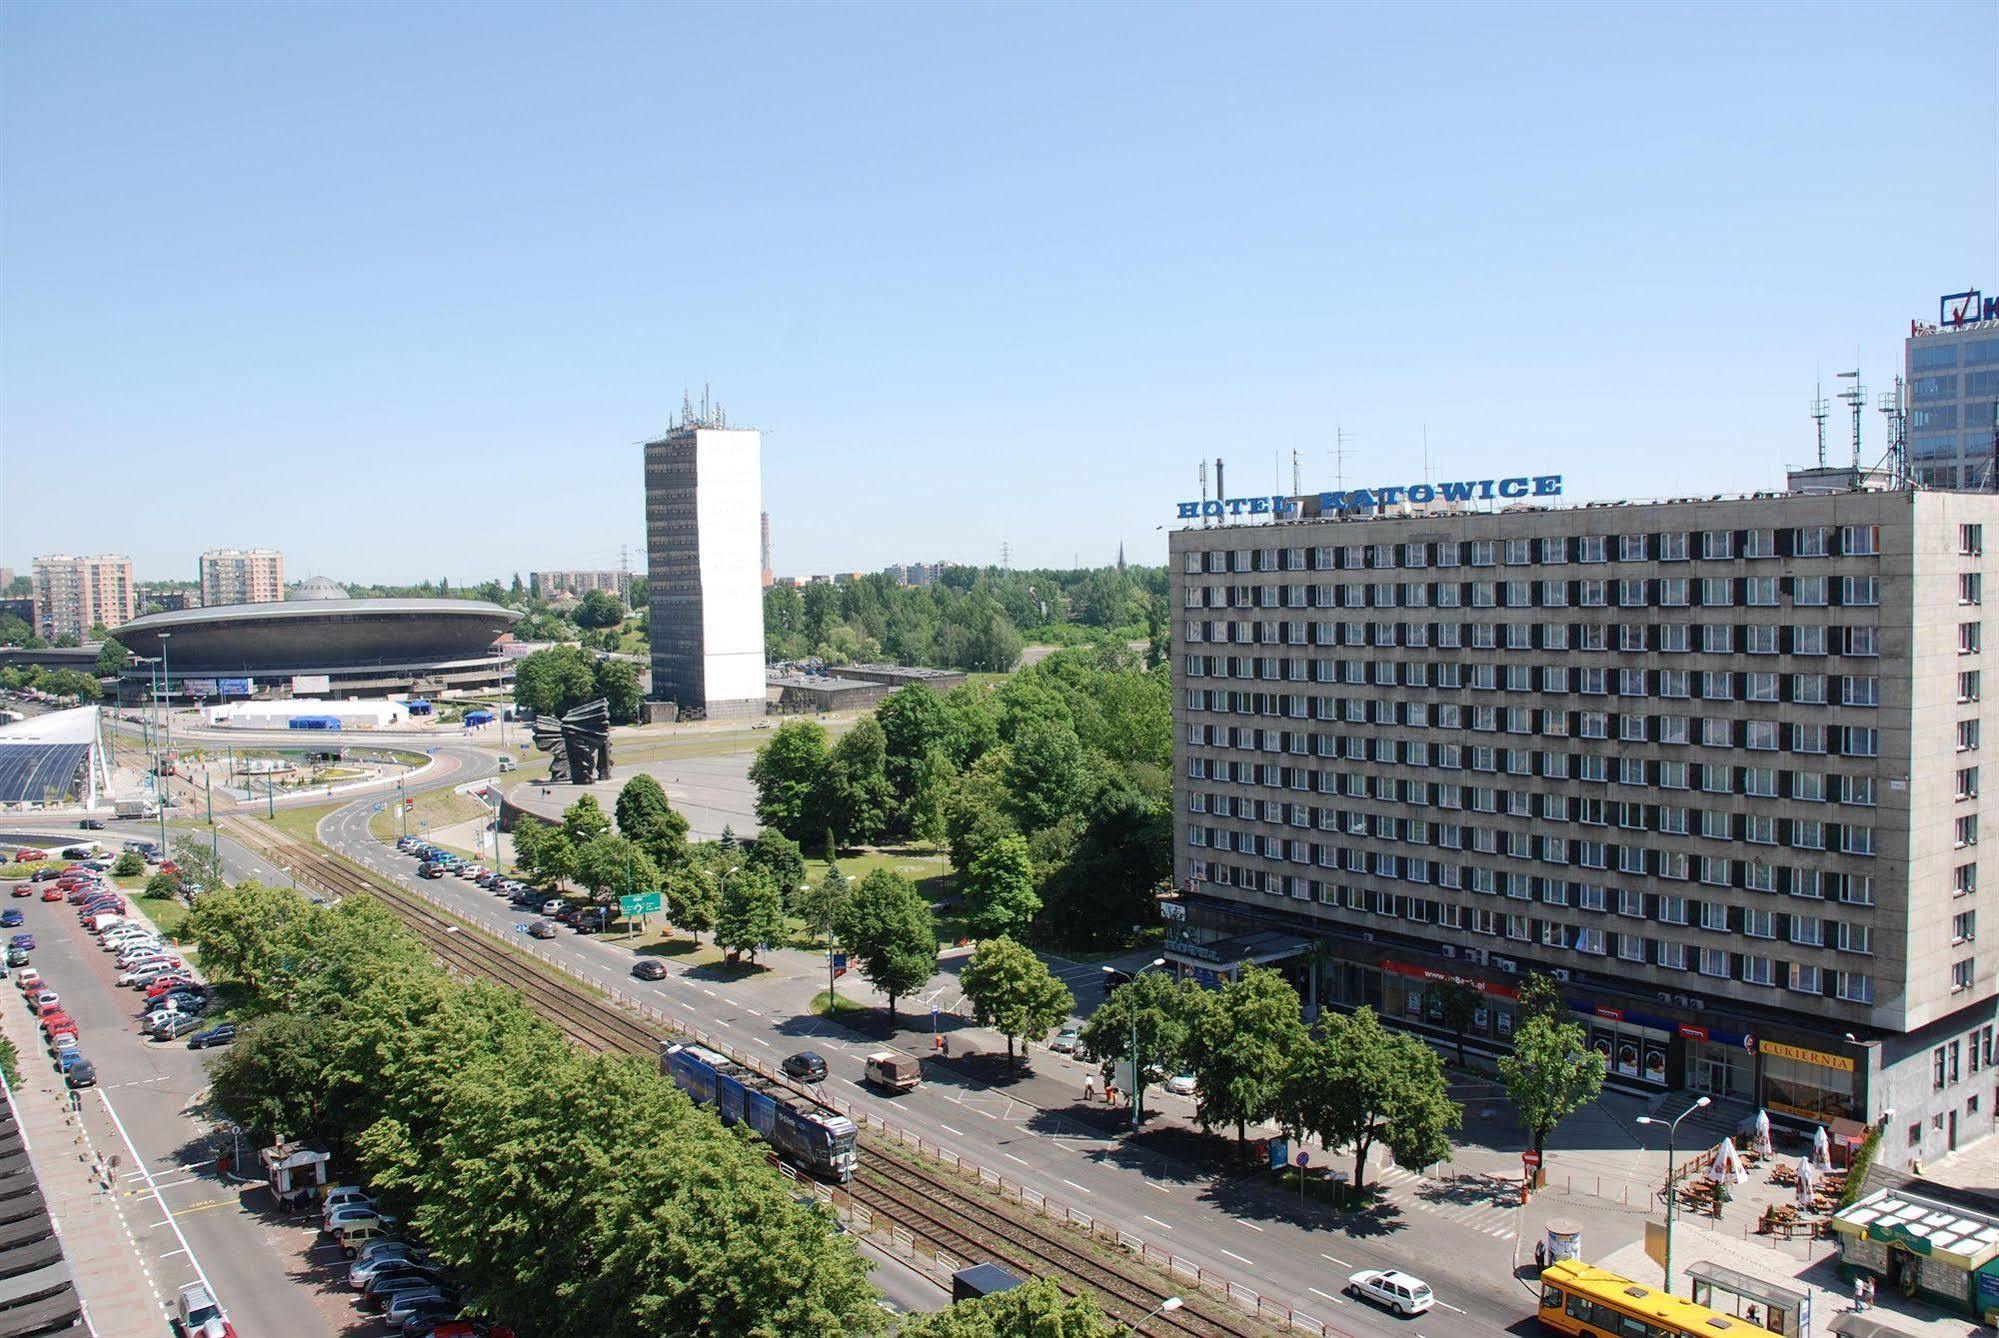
[1579,624,1607,650]
[1963,622,1984,654]
[1955,863,1978,897]
[1790,963,1822,995]
[1957,814,1980,848]
[1840,775,1877,806]
[1747,577,1780,607]
[1965,573,1985,606]
[1658,531,1689,561]
[1745,861,1776,892]
[1794,770,1826,802]
[1703,625,1735,654]
[1616,623,1644,652]
[1580,580,1607,607]
[1435,541,1461,567]
[1746,672,1779,702]
[1660,850,1691,880]
[1698,947,1730,978]
[1658,761,1689,790]
[1841,524,1879,556]
[1619,579,1648,607]
[1962,524,1984,556]
[1743,528,1776,558]
[1746,624,1779,655]
[1794,819,1825,850]
[1793,575,1827,607]
[1953,959,1975,992]
[1617,887,1645,917]
[1660,670,1691,699]
[1961,719,1982,752]
[1837,922,1873,955]
[1702,577,1734,606]
[1790,914,1824,946]
[1504,539,1533,566]
[1744,768,1777,798]
[1618,935,1646,962]
[1656,894,1689,925]
[1659,579,1690,608]
[1659,716,1690,745]
[1841,825,1875,856]
[1574,928,1606,955]
[1793,723,1827,754]
[1842,626,1878,657]
[1745,813,1777,844]
[1538,537,1566,564]
[1953,910,1976,945]
[1743,956,1775,986]
[1576,536,1607,563]
[1658,942,1690,970]
[1835,972,1874,1004]
[1469,541,1496,567]
[1959,767,1980,800]
[1794,527,1830,557]
[1614,533,1645,562]
[1703,717,1734,748]
[1702,671,1733,701]
[1702,530,1734,559]
[1841,576,1878,607]
[1402,543,1428,568]
[1795,624,1827,656]
[1471,582,1496,608]
[1505,581,1533,607]
[1792,673,1826,704]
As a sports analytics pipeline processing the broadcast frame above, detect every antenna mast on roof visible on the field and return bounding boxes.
[1810,382,1830,469]
[1333,427,1351,492]
[1198,460,1209,527]
[1836,368,1866,478]
[1878,379,1907,486]
[1291,448,1302,499]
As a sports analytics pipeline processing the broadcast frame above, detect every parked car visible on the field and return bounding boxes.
[9,934,34,952]
[321,1185,374,1220]
[145,975,198,998]
[393,1298,466,1333]
[528,919,558,940]
[1165,1071,1199,1096]
[348,1242,430,1287]
[32,990,59,1013]
[187,1023,236,1049]
[326,1205,399,1238]
[383,1288,459,1324]
[4,947,25,967]
[417,864,444,879]
[13,970,43,995]
[8,885,31,899]
[149,1013,205,1041]
[1345,1269,1434,1317]
[474,872,499,888]
[632,959,668,981]
[781,1051,829,1083]
[120,963,176,987]
[11,850,43,864]
[39,887,64,902]
[360,1263,444,1299]
[55,1048,89,1074]
[1,910,23,928]
[60,846,93,860]
[1049,1028,1080,1054]
[78,818,104,830]
[176,1282,235,1338]
[63,1059,97,1088]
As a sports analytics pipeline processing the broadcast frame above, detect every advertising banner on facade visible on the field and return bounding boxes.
[292,675,330,694]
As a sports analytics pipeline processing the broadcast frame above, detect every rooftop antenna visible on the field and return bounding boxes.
[1198,460,1209,528]
[1333,428,1351,492]
[1877,380,1907,486]
[1836,368,1866,477]
[1423,425,1434,487]
[1000,540,1011,571]
[1291,447,1302,499]
[1810,381,1830,468]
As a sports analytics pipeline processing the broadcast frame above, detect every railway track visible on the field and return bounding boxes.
[216,816,1277,1335]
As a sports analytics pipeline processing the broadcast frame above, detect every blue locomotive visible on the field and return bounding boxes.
[662,1042,859,1182]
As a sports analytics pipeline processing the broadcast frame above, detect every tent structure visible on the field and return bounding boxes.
[1706,1137,1747,1185]
[1794,1157,1817,1206]
[1812,1125,1832,1170]
[1750,1109,1773,1156]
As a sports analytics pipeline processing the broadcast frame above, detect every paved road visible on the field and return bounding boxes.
[8,875,348,1337]
[312,767,1589,1338]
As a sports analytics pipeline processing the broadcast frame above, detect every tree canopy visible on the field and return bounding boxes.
[1182,966,1307,1155]
[1281,1006,1459,1191]
[834,869,936,1021]
[959,936,1072,1063]
[1501,1013,1606,1166]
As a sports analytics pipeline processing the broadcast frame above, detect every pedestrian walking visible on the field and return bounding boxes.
[1853,1276,1866,1311]
[1863,1277,1875,1310]
[1534,1239,1547,1269]
[1106,1081,1119,1108]
[1083,1073,1096,1103]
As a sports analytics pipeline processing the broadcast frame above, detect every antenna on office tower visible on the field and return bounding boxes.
[1198,460,1210,528]
[1291,448,1302,499]
[1810,383,1831,469]
[1836,368,1866,476]
[1878,380,1907,486]
[1333,428,1351,492]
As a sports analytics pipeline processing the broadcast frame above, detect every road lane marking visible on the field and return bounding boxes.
[97,1089,218,1303]
[1310,1286,1342,1303]
[1146,1182,1170,1193]
[1436,1300,1467,1314]
[939,1125,964,1138]
[1143,1215,1172,1230]
[1003,1153,1030,1166]
[1321,1253,1350,1267]
[1220,1248,1254,1265]
[1061,1179,1091,1194]
[752,1037,772,1048]
[1237,1220,1264,1231]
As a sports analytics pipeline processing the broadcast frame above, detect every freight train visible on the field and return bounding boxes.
[661,1042,859,1182]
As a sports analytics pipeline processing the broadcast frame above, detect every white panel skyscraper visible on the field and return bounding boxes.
[643,400,766,720]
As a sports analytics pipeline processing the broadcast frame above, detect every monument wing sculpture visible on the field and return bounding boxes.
[530,697,614,784]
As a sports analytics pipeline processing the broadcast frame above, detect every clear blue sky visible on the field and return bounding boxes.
[2,2,1993,585]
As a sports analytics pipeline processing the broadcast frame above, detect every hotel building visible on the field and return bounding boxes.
[1169,474,1997,1166]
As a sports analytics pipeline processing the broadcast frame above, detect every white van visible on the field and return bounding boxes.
[84,912,125,933]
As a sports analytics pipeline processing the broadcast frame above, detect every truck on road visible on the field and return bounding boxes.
[114,798,158,819]
[864,1050,922,1093]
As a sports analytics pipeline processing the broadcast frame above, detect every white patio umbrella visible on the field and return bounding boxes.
[1794,1156,1815,1205]
[1707,1137,1746,1184]
[1812,1125,1832,1169]
[1752,1109,1772,1155]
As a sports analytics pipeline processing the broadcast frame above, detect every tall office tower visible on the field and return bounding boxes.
[198,548,286,607]
[32,555,135,640]
[1907,288,1999,490]
[1169,470,1997,1168]
[643,404,766,720]
[760,512,774,588]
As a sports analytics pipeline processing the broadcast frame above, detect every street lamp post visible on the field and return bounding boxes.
[1127,1295,1183,1334]
[158,632,171,758]
[1102,957,1167,1133]
[1636,1095,1710,1296]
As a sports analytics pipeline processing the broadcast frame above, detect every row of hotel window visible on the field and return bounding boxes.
[1910,369,1999,397]
[1931,1027,1996,1092]
[1187,789,1921,839]
[1185,724,1899,772]
[1183,661,1973,705]
[1910,338,1999,371]
[1187,814,1900,866]
[1181,524,1924,574]
[1911,394,1999,429]
[1185,573,1952,611]
[1193,672,1891,713]
[1185,859,1896,1002]
[1182,619,1925,656]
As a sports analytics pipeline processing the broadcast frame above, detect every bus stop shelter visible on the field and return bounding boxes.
[1687,1261,1812,1337]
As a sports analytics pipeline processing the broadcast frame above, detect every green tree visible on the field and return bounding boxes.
[834,868,937,1022]
[715,868,785,963]
[562,793,612,846]
[1500,1013,1607,1171]
[94,636,129,677]
[0,613,31,646]
[592,657,643,724]
[614,774,689,870]
[961,833,1040,941]
[959,936,1072,1065]
[573,589,625,628]
[664,864,718,941]
[799,859,849,945]
[170,835,225,892]
[572,833,659,906]
[748,720,835,843]
[1041,783,1169,948]
[1431,979,1482,1068]
[1516,971,1568,1027]
[113,850,145,877]
[829,716,896,843]
[945,751,1018,874]
[744,829,805,900]
[1282,1006,1460,1192]
[1079,970,1192,1113]
[897,1278,1114,1337]
[906,746,956,852]
[1003,719,1089,832]
[874,684,950,805]
[1183,965,1307,1158]
[513,645,598,717]
[144,870,182,900]
[181,880,313,991]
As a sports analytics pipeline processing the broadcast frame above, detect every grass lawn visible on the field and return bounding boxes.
[829,845,967,945]
[255,802,340,845]
[136,891,190,938]
[808,990,868,1018]
[367,789,490,843]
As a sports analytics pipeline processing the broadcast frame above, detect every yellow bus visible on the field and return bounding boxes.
[1538,1260,1764,1337]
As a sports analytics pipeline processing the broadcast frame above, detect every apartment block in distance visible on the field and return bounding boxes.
[1168,469,1997,1168]
[32,555,134,640]
[642,403,765,721]
[530,570,626,601]
[198,547,285,607]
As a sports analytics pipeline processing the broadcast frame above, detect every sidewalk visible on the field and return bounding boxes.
[1,980,164,1336]
[1598,1224,1986,1337]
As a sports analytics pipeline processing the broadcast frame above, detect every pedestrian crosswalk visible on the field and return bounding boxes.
[1373,1164,1519,1240]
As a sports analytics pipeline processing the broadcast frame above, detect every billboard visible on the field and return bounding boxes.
[183,679,219,698]
[217,678,254,697]
[292,674,330,694]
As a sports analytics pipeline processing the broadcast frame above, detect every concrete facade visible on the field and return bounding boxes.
[1169,481,1998,1167]
[529,569,626,600]
[644,420,766,721]
[31,555,133,640]
[197,548,284,607]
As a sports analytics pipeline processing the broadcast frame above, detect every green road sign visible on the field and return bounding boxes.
[619,891,663,918]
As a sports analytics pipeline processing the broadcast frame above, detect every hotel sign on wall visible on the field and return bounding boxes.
[1176,474,1564,521]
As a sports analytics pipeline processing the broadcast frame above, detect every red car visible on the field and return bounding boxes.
[8,885,30,898]
[11,851,42,864]
[40,888,63,902]
[144,977,196,999]
[39,1011,74,1035]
